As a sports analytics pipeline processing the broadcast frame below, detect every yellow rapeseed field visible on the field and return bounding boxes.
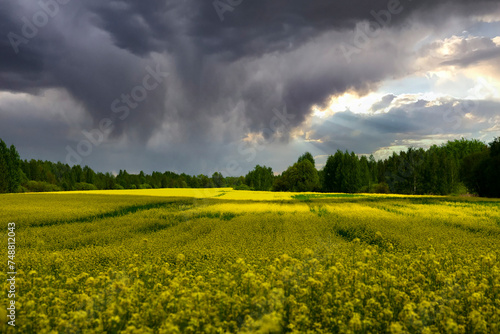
[1,189,499,333]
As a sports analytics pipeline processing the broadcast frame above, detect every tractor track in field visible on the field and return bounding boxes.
[27,200,192,229]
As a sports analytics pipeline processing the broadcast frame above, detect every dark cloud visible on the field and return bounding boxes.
[0,0,499,172]
[371,94,396,112]
[440,46,500,67]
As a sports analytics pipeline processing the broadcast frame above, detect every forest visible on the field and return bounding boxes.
[0,137,499,197]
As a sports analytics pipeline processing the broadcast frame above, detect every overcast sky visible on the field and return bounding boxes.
[1,0,499,175]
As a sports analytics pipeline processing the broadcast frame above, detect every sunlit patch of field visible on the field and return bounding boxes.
[64,188,299,201]
[1,189,499,333]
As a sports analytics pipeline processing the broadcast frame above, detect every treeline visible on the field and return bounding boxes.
[0,138,245,193]
[0,137,499,197]
[242,138,499,197]
[461,138,500,198]
[20,161,245,192]
[0,140,21,193]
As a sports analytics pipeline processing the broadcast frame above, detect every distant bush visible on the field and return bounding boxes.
[371,183,390,194]
[139,183,152,189]
[25,181,61,192]
[14,185,27,193]
[450,182,469,196]
[113,184,124,190]
[74,182,98,191]
[358,186,369,193]
[233,184,252,190]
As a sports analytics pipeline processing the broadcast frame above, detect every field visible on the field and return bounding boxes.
[1,188,500,333]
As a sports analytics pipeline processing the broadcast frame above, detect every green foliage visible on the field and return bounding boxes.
[275,159,320,192]
[276,139,497,197]
[12,156,231,193]
[323,151,342,192]
[318,138,493,196]
[371,182,390,194]
[8,145,21,192]
[212,172,226,188]
[444,137,487,160]
[461,137,500,197]
[1,137,499,198]
[245,165,274,191]
[0,140,22,193]
[25,180,62,192]
[490,137,500,157]
[233,183,252,190]
[271,174,288,192]
[359,155,371,191]
[0,141,8,193]
[381,139,488,196]
[75,182,98,191]
[322,150,362,193]
[342,152,361,193]
[297,151,315,167]
[0,137,234,193]
[293,193,365,200]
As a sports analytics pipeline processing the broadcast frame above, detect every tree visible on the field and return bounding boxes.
[1,136,498,197]
[368,154,378,187]
[461,151,484,194]
[272,174,289,192]
[483,137,500,197]
[384,148,426,194]
[280,159,320,192]
[245,165,274,191]
[197,174,214,188]
[0,140,9,193]
[490,137,500,158]
[71,165,83,184]
[297,152,315,168]
[7,145,21,192]
[212,172,226,188]
[462,137,500,197]
[323,150,343,192]
[359,156,370,192]
[444,138,487,160]
[83,166,95,185]
[344,152,360,193]
[0,140,22,193]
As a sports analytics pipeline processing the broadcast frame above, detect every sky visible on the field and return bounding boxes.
[1,0,499,176]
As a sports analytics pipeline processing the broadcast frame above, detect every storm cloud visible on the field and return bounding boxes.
[0,0,499,173]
